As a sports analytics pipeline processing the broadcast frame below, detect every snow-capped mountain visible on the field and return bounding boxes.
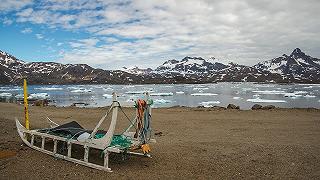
[121,66,153,75]
[155,56,228,74]
[1,48,319,84]
[254,48,320,82]
[0,50,139,84]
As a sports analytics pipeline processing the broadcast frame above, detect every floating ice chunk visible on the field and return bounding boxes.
[103,94,113,98]
[0,92,12,97]
[191,93,218,96]
[199,101,221,107]
[35,87,63,91]
[71,88,92,93]
[247,98,286,103]
[15,94,24,99]
[252,90,286,95]
[193,87,209,90]
[153,99,172,104]
[103,87,113,91]
[125,91,145,94]
[293,91,308,94]
[150,92,173,96]
[303,86,313,89]
[0,88,22,91]
[176,91,185,94]
[284,93,302,98]
[242,88,254,91]
[304,95,316,98]
[28,93,50,100]
[233,97,241,100]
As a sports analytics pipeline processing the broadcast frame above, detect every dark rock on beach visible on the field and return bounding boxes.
[252,104,263,110]
[262,105,276,110]
[227,104,240,109]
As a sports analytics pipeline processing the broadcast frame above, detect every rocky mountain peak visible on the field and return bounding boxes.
[290,48,306,59]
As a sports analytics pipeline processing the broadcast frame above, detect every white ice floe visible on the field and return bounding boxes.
[28,93,50,100]
[191,93,218,96]
[246,98,286,103]
[150,92,173,96]
[233,97,241,100]
[15,94,24,99]
[71,88,92,93]
[0,88,22,91]
[125,91,145,94]
[153,99,172,104]
[304,95,316,98]
[193,87,209,90]
[252,90,286,95]
[0,92,12,97]
[103,87,113,91]
[176,91,185,94]
[284,93,302,98]
[293,91,308,94]
[35,87,63,91]
[103,94,113,98]
[199,101,221,107]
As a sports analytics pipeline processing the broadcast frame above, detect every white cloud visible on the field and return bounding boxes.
[35,34,44,39]
[0,0,32,12]
[2,17,13,25]
[21,27,32,34]
[8,0,320,69]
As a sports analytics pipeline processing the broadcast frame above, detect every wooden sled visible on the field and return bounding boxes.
[16,92,155,172]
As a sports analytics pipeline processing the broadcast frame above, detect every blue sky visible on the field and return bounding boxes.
[1,0,320,69]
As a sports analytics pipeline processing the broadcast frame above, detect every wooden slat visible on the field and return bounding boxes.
[67,142,71,157]
[53,139,57,154]
[41,136,45,149]
[31,135,34,146]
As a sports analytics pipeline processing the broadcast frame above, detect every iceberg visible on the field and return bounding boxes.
[191,93,218,96]
[0,88,22,91]
[284,93,302,98]
[0,92,12,97]
[103,87,113,91]
[193,87,209,90]
[233,97,241,100]
[28,93,50,100]
[150,92,173,96]
[103,94,113,98]
[199,101,221,107]
[125,91,145,94]
[71,88,92,93]
[247,98,286,103]
[35,87,63,91]
[304,95,316,98]
[252,90,286,95]
[153,99,172,104]
[293,91,308,94]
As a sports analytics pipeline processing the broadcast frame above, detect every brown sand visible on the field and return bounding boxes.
[0,102,320,179]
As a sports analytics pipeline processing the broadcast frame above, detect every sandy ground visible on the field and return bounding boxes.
[0,102,320,179]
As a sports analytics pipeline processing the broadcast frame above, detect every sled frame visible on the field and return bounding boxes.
[15,93,152,172]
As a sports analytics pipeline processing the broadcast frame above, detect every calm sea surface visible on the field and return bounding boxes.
[0,82,319,109]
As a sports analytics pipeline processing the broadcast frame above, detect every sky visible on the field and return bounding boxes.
[0,0,320,70]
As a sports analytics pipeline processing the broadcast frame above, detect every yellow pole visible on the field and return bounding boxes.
[23,79,30,130]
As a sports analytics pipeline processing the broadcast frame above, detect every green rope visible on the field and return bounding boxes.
[95,134,132,149]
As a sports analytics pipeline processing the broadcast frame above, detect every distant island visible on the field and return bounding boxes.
[1,48,319,85]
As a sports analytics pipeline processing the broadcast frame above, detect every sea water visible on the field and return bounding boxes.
[0,82,319,109]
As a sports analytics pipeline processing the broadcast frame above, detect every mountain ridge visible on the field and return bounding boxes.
[1,48,319,84]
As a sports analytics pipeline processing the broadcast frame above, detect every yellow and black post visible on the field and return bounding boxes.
[23,79,30,130]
